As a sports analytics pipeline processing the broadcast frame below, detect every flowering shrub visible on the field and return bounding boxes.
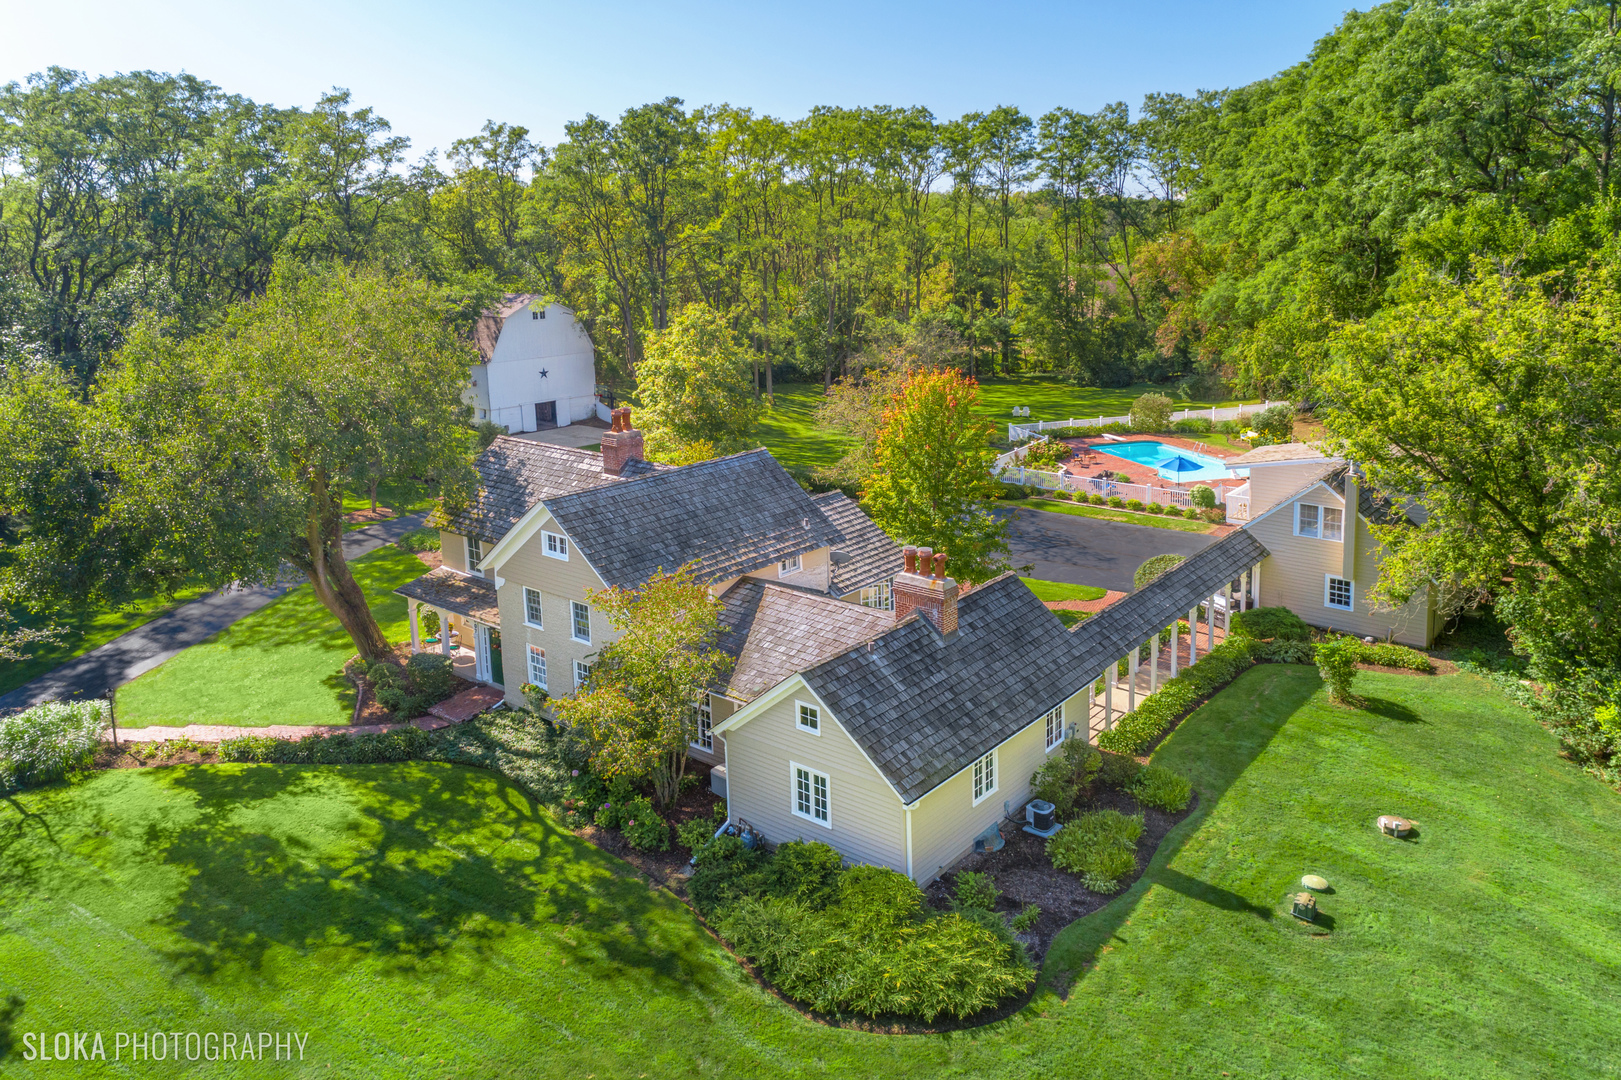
[1019,439,1072,471]
[0,700,108,792]
[621,795,670,851]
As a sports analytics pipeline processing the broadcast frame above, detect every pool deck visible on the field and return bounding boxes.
[1056,434,1248,498]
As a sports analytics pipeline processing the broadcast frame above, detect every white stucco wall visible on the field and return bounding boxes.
[483,303,599,432]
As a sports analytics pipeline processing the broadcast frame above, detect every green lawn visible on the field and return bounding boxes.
[339,478,437,529]
[1020,577,1108,603]
[115,546,427,728]
[1005,497,1217,533]
[3,669,1613,1076]
[0,587,212,698]
[754,377,1261,473]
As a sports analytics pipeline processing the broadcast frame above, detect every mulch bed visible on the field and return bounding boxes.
[577,762,725,890]
[922,786,1196,969]
[414,551,443,570]
[341,506,396,524]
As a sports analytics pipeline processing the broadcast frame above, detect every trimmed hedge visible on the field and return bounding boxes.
[1228,606,1312,642]
[1097,638,1258,755]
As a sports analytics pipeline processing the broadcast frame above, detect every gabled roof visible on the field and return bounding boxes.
[798,574,1091,804]
[1244,461,1422,531]
[472,293,539,362]
[1225,442,1328,468]
[714,580,893,702]
[542,449,845,589]
[810,492,905,597]
[1066,530,1270,669]
[433,436,664,543]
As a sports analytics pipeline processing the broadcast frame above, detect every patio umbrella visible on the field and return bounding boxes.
[1157,454,1205,477]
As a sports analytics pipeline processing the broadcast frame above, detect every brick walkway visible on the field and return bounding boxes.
[108,684,507,744]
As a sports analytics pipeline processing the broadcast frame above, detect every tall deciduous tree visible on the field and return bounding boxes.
[552,563,728,806]
[0,263,478,661]
[635,303,760,459]
[863,369,1009,583]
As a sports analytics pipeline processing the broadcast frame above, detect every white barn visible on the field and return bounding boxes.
[465,294,600,433]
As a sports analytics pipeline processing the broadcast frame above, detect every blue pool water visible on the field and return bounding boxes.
[1092,440,1242,483]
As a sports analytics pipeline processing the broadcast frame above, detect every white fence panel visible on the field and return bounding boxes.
[1007,400,1288,442]
[998,465,1235,507]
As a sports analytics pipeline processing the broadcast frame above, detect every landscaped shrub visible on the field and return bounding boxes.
[1107,496,1124,508]
[1030,739,1101,819]
[395,527,441,553]
[952,871,999,913]
[1134,553,1186,589]
[715,864,1033,1022]
[621,795,670,851]
[1046,810,1143,892]
[1132,764,1192,812]
[1214,418,1241,435]
[765,840,847,906]
[1010,904,1041,932]
[677,816,719,853]
[593,775,638,829]
[1254,639,1319,664]
[1229,606,1313,641]
[0,700,108,793]
[1188,485,1217,509]
[1316,636,1361,703]
[1171,417,1212,433]
[689,835,772,916]
[1358,642,1435,672]
[1249,403,1295,444]
[1086,493,1105,505]
[1125,498,1144,511]
[1020,440,1072,471]
[406,652,457,701]
[1131,392,1175,432]
[1097,638,1258,755]
[218,724,432,765]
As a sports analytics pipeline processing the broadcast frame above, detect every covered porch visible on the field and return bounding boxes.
[394,567,507,690]
[1066,531,1270,744]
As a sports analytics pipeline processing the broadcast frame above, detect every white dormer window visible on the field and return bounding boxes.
[464,536,480,573]
[543,531,569,560]
[1295,503,1343,542]
[859,580,894,610]
[796,701,820,735]
[778,554,802,577]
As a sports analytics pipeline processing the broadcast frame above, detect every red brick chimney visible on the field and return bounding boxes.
[893,545,959,634]
[601,406,645,477]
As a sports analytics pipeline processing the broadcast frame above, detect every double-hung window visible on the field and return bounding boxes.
[795,701,820,735]
[571,601,591,643]
[691,695,714,752]
[543,531,569,561]
[523,587,544,629]
[972,750,997,804]
[1325,575,1354,611]
[464,536,480,573]
[1042,705,1064,751]
[574,660,592,689]
[859,580,894,611]
[526,645,547,690]
[778,553,802,577]
[792,763,831,827]
[1296,503,1344,542]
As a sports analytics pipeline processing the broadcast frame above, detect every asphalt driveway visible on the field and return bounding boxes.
[995,505,1219,593]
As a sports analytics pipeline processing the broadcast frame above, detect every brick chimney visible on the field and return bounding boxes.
[601,406,645,477]
[893,545,959,634]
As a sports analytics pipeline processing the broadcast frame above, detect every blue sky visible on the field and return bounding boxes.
[3,0,1356,154]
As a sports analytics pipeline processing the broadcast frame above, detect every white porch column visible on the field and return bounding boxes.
[408,598,421,654]
[1241,569,1250,612]
[1253,561,1262,607]
[1128,651,1137,712]
[1207,594,1215,651]
[1151,632,1161,692]
[440,610,452,657]
[1104,668,1114,730]
[1189,607,1198,665]
[1169,621,1179,677]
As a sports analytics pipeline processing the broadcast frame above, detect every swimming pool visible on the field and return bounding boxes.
[1091,440,1243,483]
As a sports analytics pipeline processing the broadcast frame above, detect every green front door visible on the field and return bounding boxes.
[489,629,504,686]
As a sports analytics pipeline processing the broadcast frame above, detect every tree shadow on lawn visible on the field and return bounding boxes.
[1039,665,1320,998]
[1359,696,1425,724]
[0,992,23,1061]
[144,763,709,993]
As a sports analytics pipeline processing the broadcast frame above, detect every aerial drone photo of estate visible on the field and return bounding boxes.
[1,1,1618,1076]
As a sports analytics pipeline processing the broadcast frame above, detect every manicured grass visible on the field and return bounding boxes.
[756,383,854,472]
[1,670,1611,1075]
[1044,666,1621,1076]
[0,587,212,698]
[1021,577,1108,603]
[115,546,427,728]
[1005,497,1217,533]
[339,478,436,529]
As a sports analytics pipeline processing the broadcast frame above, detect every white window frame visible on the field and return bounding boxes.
[691,695,714,752]
[574,660,592,689]
[859,580,894,611]
[531,307,545,320]
[464,536,480,572]
[778,553,803,577]
[1295,502,1345,542]
[790,761,832,828]
[1325,574,1354,611]
[543,531,569,561]
[522,587,544,629]
[795,700,821,736]
[526,645,547,690]
[570,601,591,643]
[1294,503,1320,539]
[972,750,998,805]
[1042,705,1064,751]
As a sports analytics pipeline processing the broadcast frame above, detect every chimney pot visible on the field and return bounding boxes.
[932,552,948,579]
[902,545,918,574]
[601,408,644,475]
[892,545,958,634]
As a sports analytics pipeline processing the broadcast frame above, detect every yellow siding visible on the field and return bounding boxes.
[493,520,615,707]
[688,694,733,767]
[907,687,1086,883]
[722,689,907,872]
[1248,489,1432,646]
[743,545,833,594]
[1247,462,1335,517]
[440,530,468,573]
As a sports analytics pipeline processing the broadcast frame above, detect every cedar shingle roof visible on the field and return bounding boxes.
[799,574,1090,804]
[394,567,502,625]
[433,436,663,543]
[543,449,844,588]
[714,580,893,702]
[811,492,905,598]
